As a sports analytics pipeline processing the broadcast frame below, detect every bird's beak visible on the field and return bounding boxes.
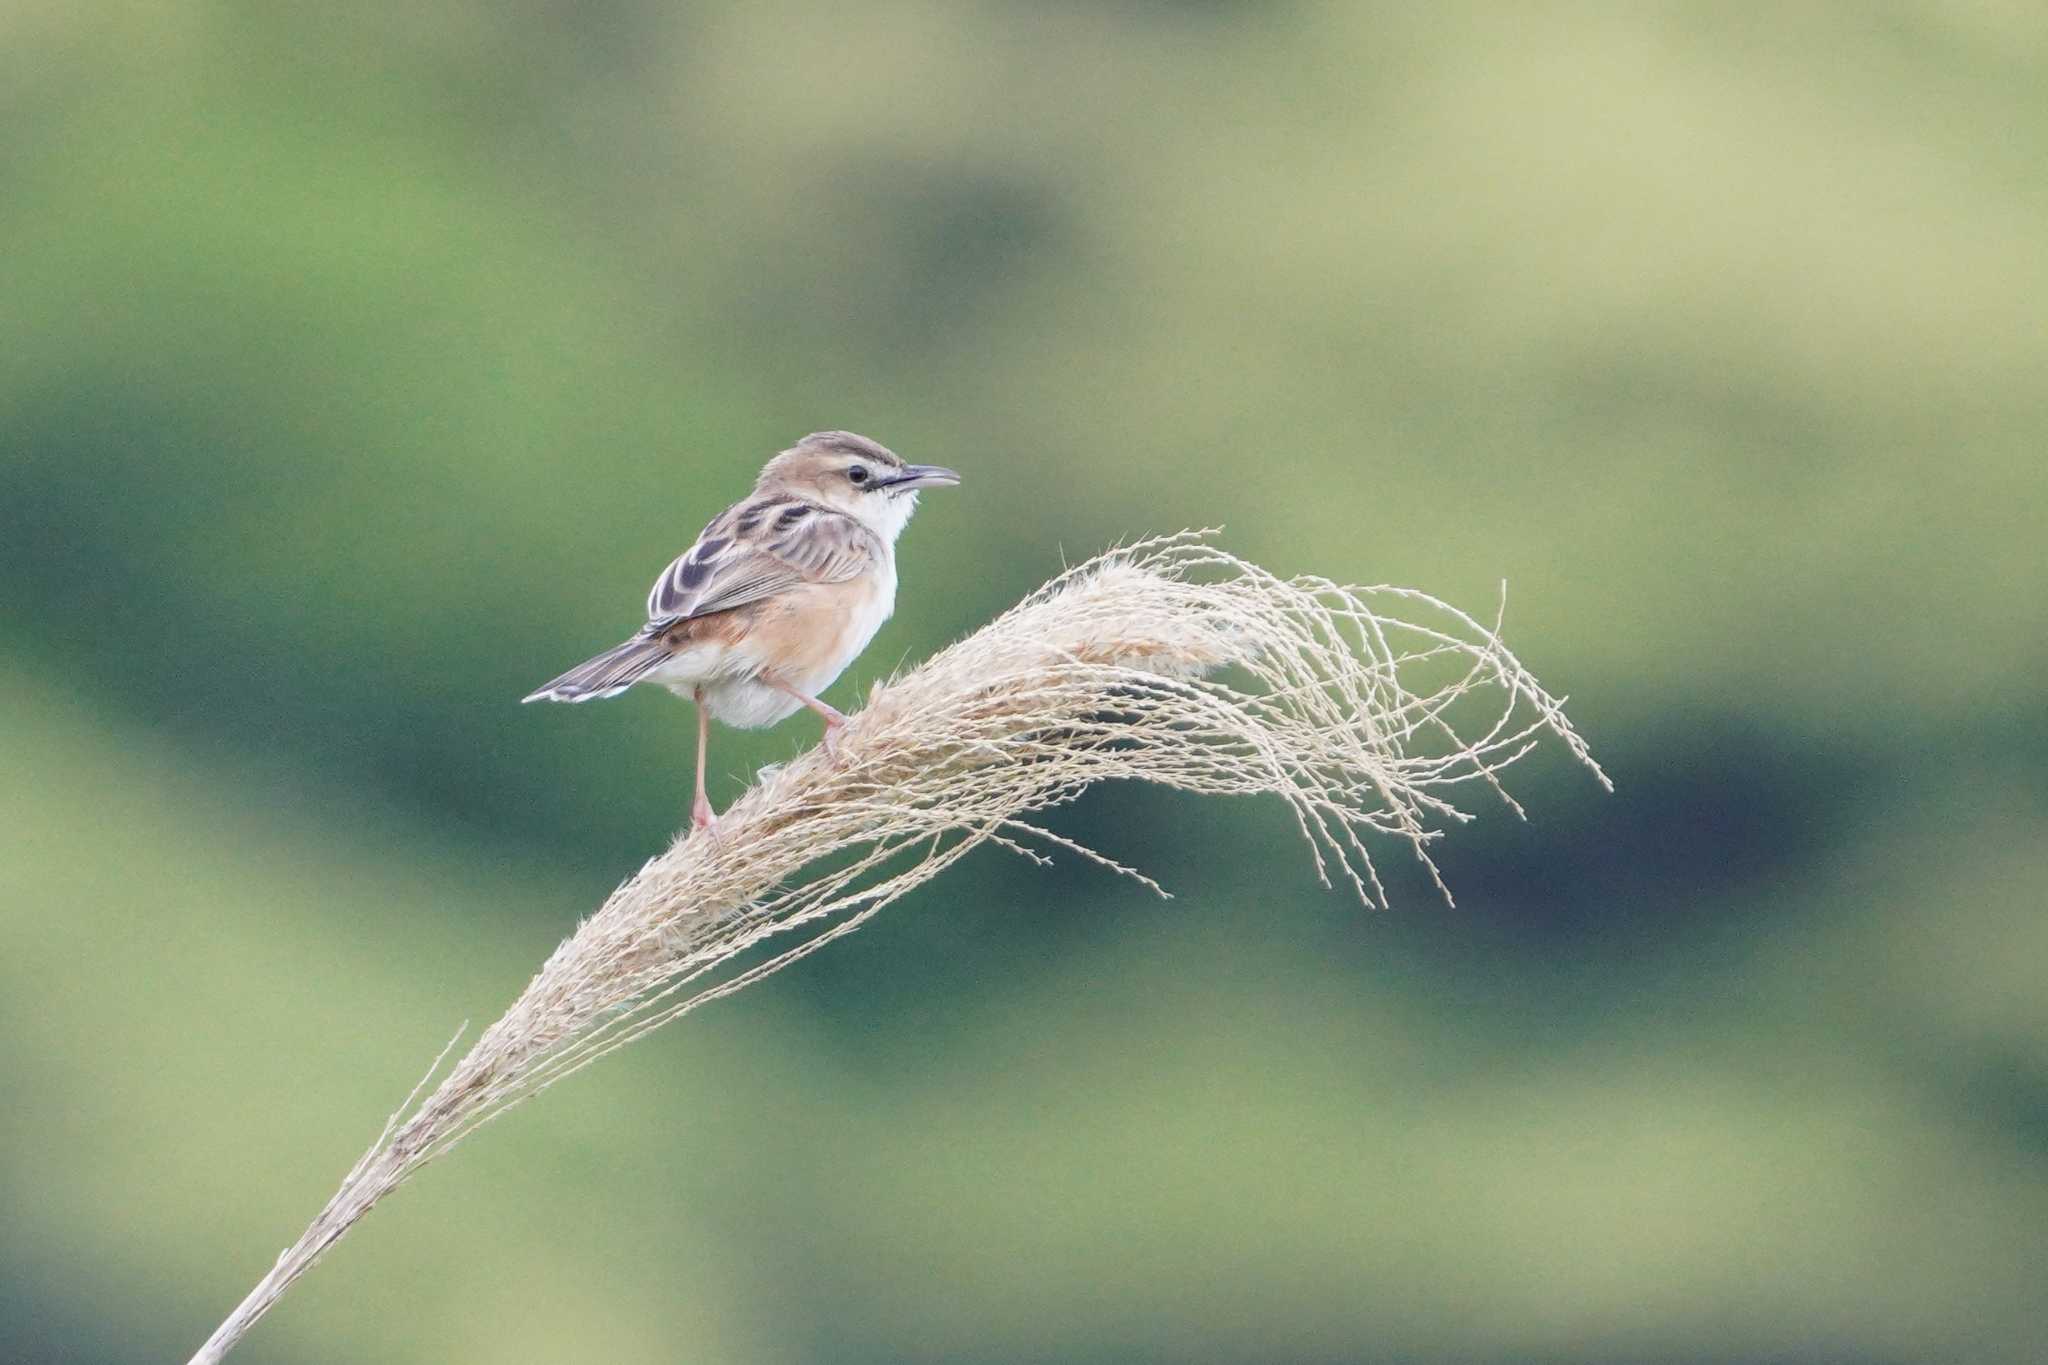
[885,464,962,490]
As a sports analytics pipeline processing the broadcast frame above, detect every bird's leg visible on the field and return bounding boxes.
[690,689,718,834]
[766,676,849,760]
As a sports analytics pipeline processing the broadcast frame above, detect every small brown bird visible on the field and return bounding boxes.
[524,431,960,831]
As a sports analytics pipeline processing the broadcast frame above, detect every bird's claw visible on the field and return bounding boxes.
[691,794,720,839]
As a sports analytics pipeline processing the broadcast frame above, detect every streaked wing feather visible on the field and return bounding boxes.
[643,500,877,624]
[645,506,740,619]
[764,506,876,582]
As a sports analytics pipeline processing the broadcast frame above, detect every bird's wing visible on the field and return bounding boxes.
[645,499,878,623]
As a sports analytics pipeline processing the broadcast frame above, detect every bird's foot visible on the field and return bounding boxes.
[820,715,848,764]
[691,793,720,838]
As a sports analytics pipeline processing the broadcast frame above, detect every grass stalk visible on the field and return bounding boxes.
[187,533,1607,1363]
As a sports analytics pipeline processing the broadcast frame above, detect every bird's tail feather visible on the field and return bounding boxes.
[523,635,669,703]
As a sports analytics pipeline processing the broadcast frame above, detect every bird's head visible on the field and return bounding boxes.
[756,431,960,542]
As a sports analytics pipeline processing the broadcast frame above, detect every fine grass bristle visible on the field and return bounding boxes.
[187,532,1607,1364]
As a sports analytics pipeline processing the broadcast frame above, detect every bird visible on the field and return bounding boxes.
[523,431,960,832]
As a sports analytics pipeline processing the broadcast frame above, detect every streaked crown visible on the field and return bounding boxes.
[758,431,905,487]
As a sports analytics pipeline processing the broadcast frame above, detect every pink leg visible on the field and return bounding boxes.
[691,690,718,833]
[766,676,848,759]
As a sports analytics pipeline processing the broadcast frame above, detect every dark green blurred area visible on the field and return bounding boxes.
[4,3,2045,1362]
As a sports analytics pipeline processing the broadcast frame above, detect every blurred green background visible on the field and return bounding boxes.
[5,3,2045,1362]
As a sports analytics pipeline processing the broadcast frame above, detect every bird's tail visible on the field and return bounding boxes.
[522,635,670,703]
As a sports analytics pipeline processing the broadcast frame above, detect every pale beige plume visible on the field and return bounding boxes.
[188,533,1608,1363]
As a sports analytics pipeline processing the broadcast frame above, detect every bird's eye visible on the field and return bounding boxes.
[847,465,870,484]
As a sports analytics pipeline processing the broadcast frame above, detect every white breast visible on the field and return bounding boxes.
[811,551,895,691]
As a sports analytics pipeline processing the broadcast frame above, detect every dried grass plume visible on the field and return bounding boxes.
[188,533,1608,1363]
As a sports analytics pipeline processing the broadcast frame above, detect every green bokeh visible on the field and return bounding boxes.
[4,4,2044,1362]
